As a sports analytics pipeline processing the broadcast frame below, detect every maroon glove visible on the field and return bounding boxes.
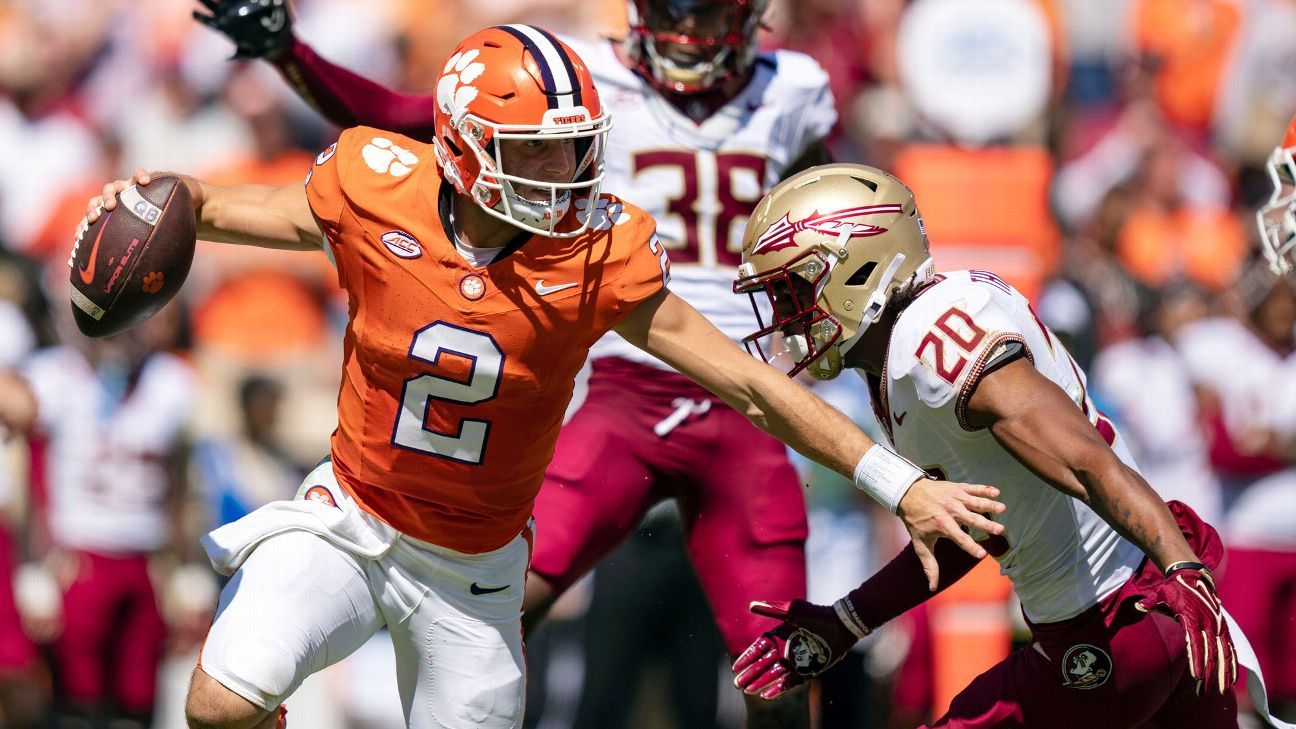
[1135,562,1237,695]
[731,599,862,700]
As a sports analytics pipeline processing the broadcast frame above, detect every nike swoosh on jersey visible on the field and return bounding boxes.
[78,211,112,285]
[535,280,578,296]
[469,582,510,595]
[893,411,907,426]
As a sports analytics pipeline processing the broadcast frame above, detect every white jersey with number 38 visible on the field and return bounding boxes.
[874,271,1146,623]
[561,37,837,366]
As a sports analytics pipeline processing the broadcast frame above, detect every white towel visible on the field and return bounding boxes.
[201,460,400,576]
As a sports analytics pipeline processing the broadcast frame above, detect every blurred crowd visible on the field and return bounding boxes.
[0,0,1293,727]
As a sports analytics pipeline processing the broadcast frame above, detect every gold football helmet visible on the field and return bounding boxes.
[734,164,935,379]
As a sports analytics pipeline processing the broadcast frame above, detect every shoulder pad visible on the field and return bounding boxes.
[765,50,831,93]
[343,127,428,187]
[888,272,1031,410]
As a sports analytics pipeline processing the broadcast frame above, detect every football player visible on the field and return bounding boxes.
[83,28,1003,729]
[192,1,851,724]
[725,164,1296,728]
[1258,114,1296,276]
[2,314,194,729]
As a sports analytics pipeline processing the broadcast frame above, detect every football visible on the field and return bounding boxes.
[67,175,196,338]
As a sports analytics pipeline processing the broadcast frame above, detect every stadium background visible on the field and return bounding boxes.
[0,0,1293,726]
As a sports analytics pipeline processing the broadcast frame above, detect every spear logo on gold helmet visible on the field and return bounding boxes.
[734,164,935,380]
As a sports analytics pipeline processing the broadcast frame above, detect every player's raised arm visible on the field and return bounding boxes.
[194,0,439,139]
[82,169,322,251]
[613,288,1005,578]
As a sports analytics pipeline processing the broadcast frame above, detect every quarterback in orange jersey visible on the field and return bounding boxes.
[81,26,1004,729]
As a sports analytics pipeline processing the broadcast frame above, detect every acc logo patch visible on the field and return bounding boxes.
[303,485,338,508]
[315,142,337,166]
[1061,644,1112,690]
[381,230,422,259]
[460,274,486,300]
[786,628,832,677]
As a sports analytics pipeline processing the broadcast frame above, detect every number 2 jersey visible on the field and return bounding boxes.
[305,127,668,554]
[867,271,1146,623]
[561,37,837,366]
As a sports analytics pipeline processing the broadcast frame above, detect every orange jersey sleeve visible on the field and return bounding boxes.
[592,195,671,328]
[305,127,429,289]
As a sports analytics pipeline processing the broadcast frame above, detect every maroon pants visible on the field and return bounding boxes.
[531,357,808,656]
[927,501,1238,728]
[55,551,166,712]
[0,525,36,672]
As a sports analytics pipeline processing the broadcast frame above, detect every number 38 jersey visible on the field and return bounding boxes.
[562,37,837,366]
[872,271,1146,623]
[306,127,668,554]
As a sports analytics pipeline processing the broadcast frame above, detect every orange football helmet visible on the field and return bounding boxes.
[432,25,612,238]
[1258,114,1296,275]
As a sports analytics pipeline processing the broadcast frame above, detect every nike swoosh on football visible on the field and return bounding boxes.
[535,280,578,296]
[470,582,510,595]
[78,210,112,285]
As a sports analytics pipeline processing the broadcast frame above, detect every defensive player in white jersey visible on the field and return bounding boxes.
[2,317,194,729]
[721,164,1293,728]
[189,2,905,725]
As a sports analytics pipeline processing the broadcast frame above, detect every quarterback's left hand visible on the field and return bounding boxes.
[731,600,860,700]
[1135,563,1237,695]
[194,0,293,60]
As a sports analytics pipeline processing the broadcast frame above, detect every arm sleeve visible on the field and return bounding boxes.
[841,539,981,631]
[276,37,441,141]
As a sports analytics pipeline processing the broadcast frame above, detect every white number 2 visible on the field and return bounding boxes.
[392,322,504,465]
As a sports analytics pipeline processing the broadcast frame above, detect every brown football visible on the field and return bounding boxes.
[67,175,196,338]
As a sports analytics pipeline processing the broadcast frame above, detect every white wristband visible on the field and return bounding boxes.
[853,444,926,513]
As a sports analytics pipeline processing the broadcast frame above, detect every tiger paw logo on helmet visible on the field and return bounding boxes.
[436,49,486,116]
[363,137,418,177]
[575,198,630,231]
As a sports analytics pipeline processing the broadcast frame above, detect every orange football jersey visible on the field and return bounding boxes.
[306,127,669,553]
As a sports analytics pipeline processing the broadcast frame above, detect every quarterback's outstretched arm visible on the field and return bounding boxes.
[615,289,1006,575]
[83,170,322,252]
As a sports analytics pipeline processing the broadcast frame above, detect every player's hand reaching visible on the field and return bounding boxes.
[1135,562,1237,696]
[194,0,293,60]
[897,479,1006,591]
[731,600,859,700]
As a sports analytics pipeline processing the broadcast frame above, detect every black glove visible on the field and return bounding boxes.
[194,0,293,60]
